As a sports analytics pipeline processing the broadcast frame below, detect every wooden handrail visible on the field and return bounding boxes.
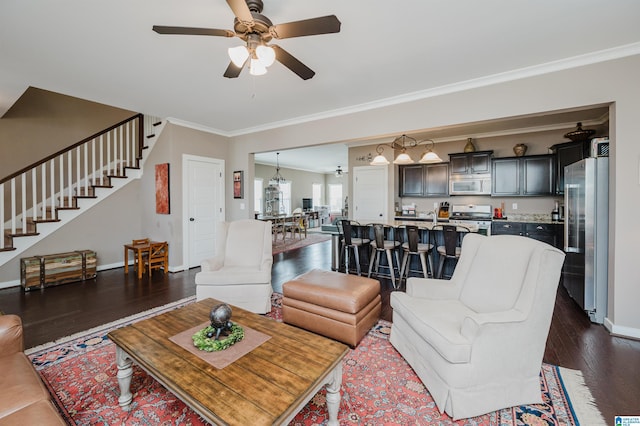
[1,113,143,185]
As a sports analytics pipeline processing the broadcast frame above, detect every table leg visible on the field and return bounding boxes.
[124,247,129,274]
[115,346,133,408]
[325,363,342,426]
[137,249,143,279]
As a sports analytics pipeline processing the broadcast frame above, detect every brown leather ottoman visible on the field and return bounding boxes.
[282,269,381,347]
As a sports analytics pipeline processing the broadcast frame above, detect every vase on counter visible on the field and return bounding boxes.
[464,138,476,153]
[513,143,527,156]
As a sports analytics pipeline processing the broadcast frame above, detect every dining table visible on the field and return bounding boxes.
[123,240,167,279]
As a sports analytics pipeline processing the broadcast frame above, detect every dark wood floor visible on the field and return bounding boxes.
[1,239,638,421]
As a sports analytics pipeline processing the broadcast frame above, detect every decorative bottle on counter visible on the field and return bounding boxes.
[551,201,560,222]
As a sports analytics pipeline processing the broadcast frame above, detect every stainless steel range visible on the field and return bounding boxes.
[448,204,492,235]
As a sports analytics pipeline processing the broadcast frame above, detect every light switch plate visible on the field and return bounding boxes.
[512,203,518,210]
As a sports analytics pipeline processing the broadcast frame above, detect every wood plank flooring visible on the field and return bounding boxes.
[1,239,638,421]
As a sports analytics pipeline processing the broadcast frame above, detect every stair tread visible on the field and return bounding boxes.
[0,247,17,252]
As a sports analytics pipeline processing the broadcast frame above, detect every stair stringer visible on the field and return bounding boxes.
[0,120,167,271]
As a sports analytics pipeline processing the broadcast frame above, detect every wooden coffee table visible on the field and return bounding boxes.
[107,298,349,425]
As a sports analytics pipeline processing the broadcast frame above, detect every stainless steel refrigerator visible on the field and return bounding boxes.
[563,157,609,324]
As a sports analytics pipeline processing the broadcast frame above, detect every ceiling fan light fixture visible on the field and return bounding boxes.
[228,45,249,67]
[256,45,276,67]
[249,58,267,76]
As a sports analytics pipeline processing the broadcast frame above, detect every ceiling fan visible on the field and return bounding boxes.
[152,0,341,80]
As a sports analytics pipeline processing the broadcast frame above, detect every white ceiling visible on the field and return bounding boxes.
[2,1,639,173]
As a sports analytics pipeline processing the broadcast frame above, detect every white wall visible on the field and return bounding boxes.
[226,54,640,338]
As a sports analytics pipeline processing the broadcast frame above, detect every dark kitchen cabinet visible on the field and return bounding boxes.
[399,163,449,197]
[550,140,588,195]
[491,155,554,196]
[449,151,493,175]
[491,221,563,249]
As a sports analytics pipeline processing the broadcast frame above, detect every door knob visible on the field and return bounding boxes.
[189,218,195,221]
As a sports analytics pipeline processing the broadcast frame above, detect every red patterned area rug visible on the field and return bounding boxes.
[28,294,604,425]
[272,233,331,255]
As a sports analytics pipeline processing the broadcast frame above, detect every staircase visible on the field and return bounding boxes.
[0,114,165,268]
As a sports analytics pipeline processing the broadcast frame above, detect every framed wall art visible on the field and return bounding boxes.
[155,163,170,214]
[233,170,244,199]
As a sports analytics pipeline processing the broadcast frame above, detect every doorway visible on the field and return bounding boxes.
[352,166,388,223]
[182,154,225,270]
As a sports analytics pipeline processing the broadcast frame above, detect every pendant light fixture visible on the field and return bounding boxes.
[370,134,443,165]
[269,152,287,185]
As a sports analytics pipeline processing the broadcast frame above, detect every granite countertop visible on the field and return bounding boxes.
[494,214,563,225]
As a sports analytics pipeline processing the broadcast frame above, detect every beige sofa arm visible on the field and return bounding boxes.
[0,314,24,356]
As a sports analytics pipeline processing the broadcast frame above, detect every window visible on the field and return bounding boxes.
[254,178,263,214]
[328,184,343,213]
[312,183,322,208]
[279,182,292,215]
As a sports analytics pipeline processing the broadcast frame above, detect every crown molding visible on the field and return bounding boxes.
[226,42,640,137]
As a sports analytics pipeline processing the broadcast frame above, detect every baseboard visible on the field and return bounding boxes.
[604,317,640,340]
[0,261,181,289]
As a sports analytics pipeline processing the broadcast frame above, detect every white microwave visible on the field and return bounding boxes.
[449,175,492,195]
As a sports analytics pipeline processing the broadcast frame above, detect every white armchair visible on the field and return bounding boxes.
[195,219,273,314]
[389,233,565,420]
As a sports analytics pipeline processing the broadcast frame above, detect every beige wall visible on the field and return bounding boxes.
[0,87,136,179]
[227,54,640,337]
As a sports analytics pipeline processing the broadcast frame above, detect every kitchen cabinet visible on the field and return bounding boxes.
[491,155,554,196]
[399,163,449,197]
[449,151,493,175]
[550,140,588,195]
[491,221,563,249]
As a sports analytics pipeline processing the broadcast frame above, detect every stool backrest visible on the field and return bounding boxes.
[442,225,459,257]
[341,219,354,245]
[372,223,386,248]
[406,225,420,252]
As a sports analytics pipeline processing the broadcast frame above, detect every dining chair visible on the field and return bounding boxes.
[145,241,168,276]
[271,215,287,244]
[367,223,401,288]
[399,225,434,282]
[131,238,150,274]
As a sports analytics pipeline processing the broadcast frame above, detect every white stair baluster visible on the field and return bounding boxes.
[41,163,47,220]
[10,178,16,235]
[20,174,26,232]
[49,158,56,219]
[31,168,37,222]
[67,151,72,207]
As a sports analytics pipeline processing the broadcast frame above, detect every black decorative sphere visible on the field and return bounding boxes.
[210,303,232,327]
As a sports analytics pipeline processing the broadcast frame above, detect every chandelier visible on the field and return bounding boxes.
[269,152,287,185]
[370,134,443,165]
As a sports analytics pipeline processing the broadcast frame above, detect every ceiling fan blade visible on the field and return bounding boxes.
[226,0,254,25]
[223,59,246,78]
[152,26,234,37]
[272,45,315,80]
[269,15,341,39]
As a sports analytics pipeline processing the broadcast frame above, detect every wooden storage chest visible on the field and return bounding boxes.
[20,250,97,291]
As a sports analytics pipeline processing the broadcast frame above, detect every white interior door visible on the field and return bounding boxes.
[353,166,388,223]
[183,155,224,269]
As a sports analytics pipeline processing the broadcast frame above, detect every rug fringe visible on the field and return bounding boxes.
[26,296,197,355]
[558,366,607,426]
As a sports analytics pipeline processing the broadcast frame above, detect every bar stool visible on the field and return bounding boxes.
[433,224,469,279]
[367,223,401,288]
[399,225,434,282]
[339,220,370,275]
